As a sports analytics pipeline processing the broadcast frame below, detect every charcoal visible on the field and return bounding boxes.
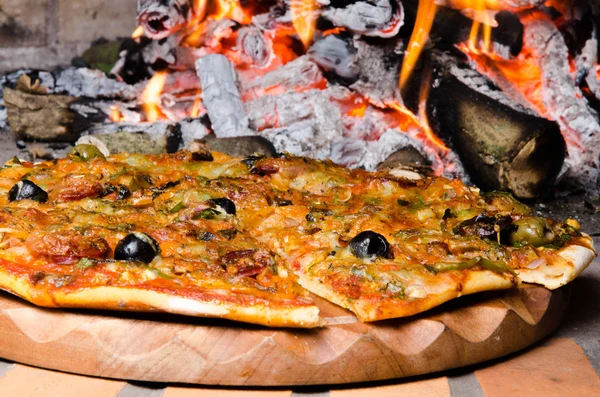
[197,134,277,158]
[196,54,253,138]
[137,0,194,40]
[237,27,274,68]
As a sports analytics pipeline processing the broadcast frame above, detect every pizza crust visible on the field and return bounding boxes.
[515,235,596,290]
[299,270,516,323]
[0,272,321,328]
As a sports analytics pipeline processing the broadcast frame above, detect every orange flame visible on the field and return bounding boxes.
[418,64,449,151]
[399,0,437,90]
[141,72,167,122]
[110,105,124,122]
[348,102,368,118]
[214,0,252,24]
[190,91,202,118]
[131,26,145,39]
[290,0,319,49]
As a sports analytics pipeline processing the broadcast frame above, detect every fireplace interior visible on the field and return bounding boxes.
[0,0,599,210]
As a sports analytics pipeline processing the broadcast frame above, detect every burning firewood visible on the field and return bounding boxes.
[427,52,567,199]
[196,54,252,138]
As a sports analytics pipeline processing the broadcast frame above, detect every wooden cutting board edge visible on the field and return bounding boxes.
[0,285,569,386]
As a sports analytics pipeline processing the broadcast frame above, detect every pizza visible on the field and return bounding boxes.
[0,146,595,327]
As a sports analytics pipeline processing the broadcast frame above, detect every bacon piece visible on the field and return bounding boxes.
[25,231,110,261]
[55,174,103,202]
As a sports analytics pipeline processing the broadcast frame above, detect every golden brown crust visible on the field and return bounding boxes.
[516,235,596,290]
[0,271,320,328]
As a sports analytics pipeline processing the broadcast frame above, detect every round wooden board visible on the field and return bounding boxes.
[0,285,569,386]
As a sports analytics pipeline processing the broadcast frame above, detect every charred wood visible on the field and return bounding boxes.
[137,0,195,40]
[428,58,566,199]
[195,54,253,138]
[240,56,324,100]
[321,0,404,38]
[522,17,600,192]
[197,134,277,158]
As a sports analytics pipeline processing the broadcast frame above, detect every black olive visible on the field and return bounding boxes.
[208,198,236,215]
[116,186,131,200]
[349,231,391,259]
[114,232,160,264]
[8,180,48,203]
[192,150,214,162]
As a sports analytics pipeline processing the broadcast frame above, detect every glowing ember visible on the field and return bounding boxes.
[110,106,124,122]
[399,0,438,90]
[348,102,368,118]
[131,26,145,39]
[141,72,167,122]
[290,0,319,49]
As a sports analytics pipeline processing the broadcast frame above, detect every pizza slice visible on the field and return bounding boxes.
[0,151,319,328]
[242,155,596,322]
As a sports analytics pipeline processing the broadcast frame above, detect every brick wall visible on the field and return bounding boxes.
[0,0,137,72]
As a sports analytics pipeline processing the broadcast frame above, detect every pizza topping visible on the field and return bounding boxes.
[8,180,48,203]
[114,232,161,264]
[191,150,214,162]
[349,231,392,259]
[25,231,109,260]
[70,144,106,162]
[222,249,274,277]
[453,214,514,243]
[208,198,236,215]
[56,174,103,202]
[509,217,556,247]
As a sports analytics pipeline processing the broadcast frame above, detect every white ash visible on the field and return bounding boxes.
[50,68,138,100]
[349,38,404,107]
[237,27,274,68]
[196,54,253,138]
[137,0,193,40]
[308,35,359,80]
[321,0,404,38]
[576,38,599,99]
[178,117,210,148]
[523,18,600,189]
[240,56,324,100]
[245,86,349,132]
[261,121,330,158]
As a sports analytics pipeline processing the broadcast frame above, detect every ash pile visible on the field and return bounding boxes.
[1,0,599,201]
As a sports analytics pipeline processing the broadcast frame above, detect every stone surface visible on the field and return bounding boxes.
[59,0,137,43]
[0,0,47,48]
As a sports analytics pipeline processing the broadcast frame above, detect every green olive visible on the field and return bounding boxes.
[509,217,555,247]
[71,144,106,161]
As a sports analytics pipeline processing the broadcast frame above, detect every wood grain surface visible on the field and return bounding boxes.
[0,285,569,386]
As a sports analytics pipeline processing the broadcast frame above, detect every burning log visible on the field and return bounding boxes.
[521,17,600,191]
[321,0,405,38]
[196,54,253,138]
[427,54,566,199]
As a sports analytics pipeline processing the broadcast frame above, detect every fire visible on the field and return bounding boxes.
[141,72,167,122]
[131,26,145,40]
[466,0,494,53]
[290,0,319,49]
[190,91,202,118]
[418,65,449,151]
[110,105,124,122]
[399,0,438,90]
[213,0,252,24]
[348,102,368,118]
